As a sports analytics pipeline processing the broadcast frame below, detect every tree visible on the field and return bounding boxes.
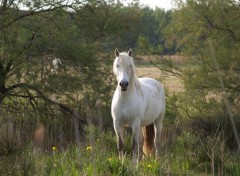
[136,35,154,54]
[0,0,133,151]
[165,0,240,149]
[0,0,127,110]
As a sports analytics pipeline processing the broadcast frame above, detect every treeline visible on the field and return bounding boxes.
[103,6,175,55]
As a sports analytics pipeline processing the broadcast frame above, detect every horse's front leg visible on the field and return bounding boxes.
[113,121,124,160]
[139,128,144,160]
[131,121,141,165]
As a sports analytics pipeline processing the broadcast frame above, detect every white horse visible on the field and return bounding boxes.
[51,58,62,73]
[111,49,165,164]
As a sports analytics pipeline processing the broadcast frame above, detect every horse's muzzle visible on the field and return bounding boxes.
[119,81,129,91]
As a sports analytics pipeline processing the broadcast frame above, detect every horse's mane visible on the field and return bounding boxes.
[113,52,141,93]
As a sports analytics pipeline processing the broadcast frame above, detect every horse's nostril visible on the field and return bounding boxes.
[119,81,129,87]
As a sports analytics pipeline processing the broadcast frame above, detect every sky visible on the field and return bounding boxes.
[139,0,175,10]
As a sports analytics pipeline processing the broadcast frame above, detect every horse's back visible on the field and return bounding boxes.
[138,77,164,97]
[139,77,161,87]
[138,77,165,125]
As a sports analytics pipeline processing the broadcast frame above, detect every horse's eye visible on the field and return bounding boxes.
[130,64,132,67]
[116,64,119,68]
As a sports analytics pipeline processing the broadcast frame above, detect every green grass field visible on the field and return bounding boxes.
[1,125,240,176]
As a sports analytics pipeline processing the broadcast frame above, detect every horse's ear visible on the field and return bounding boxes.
[115,48,119,57]
[128,49,132,57]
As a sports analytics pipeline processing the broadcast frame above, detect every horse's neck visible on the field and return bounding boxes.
[131,77,141,93]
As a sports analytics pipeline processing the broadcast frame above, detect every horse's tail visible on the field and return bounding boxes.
[142,123,155,156]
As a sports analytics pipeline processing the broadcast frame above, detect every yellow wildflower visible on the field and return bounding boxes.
[147,164,152,168]
[86,146,92,151]
[108,157,113,162]
[52,146,57,151]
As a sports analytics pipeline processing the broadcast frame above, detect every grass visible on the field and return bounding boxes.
[1,127,240,176]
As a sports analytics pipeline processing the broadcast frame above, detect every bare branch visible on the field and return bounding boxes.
[6,83,86,123]
[149,56,183,79]
[204,15,236,42]
[8,93,39,99]
[2,3,75,28]
[18,31,38,55]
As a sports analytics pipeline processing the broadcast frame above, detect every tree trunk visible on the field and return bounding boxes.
[0,63,7,107]
[0,89,5,112]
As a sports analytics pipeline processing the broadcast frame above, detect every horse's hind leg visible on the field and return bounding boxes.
[113,122,124,160]
[153,113,164,158]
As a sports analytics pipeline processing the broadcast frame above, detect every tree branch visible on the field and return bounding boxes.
[6,83,86,123]
[149,56,183,79]
[18,31,38,56]
[2,3,75,28]
[204,15,236,42]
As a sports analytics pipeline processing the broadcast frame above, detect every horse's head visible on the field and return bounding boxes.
[113,49,134,91]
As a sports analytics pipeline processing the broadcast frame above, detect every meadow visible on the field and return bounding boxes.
[1,56,240,176]
[1,124,240,175]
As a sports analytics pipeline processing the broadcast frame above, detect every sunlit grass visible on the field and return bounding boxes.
[0,128,240,175]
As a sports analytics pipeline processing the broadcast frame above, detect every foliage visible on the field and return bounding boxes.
[102,6,174,54]
[0,0,129,147]
[162,0,240,149]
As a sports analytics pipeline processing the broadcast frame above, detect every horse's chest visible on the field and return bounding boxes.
[113,105,141,126]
